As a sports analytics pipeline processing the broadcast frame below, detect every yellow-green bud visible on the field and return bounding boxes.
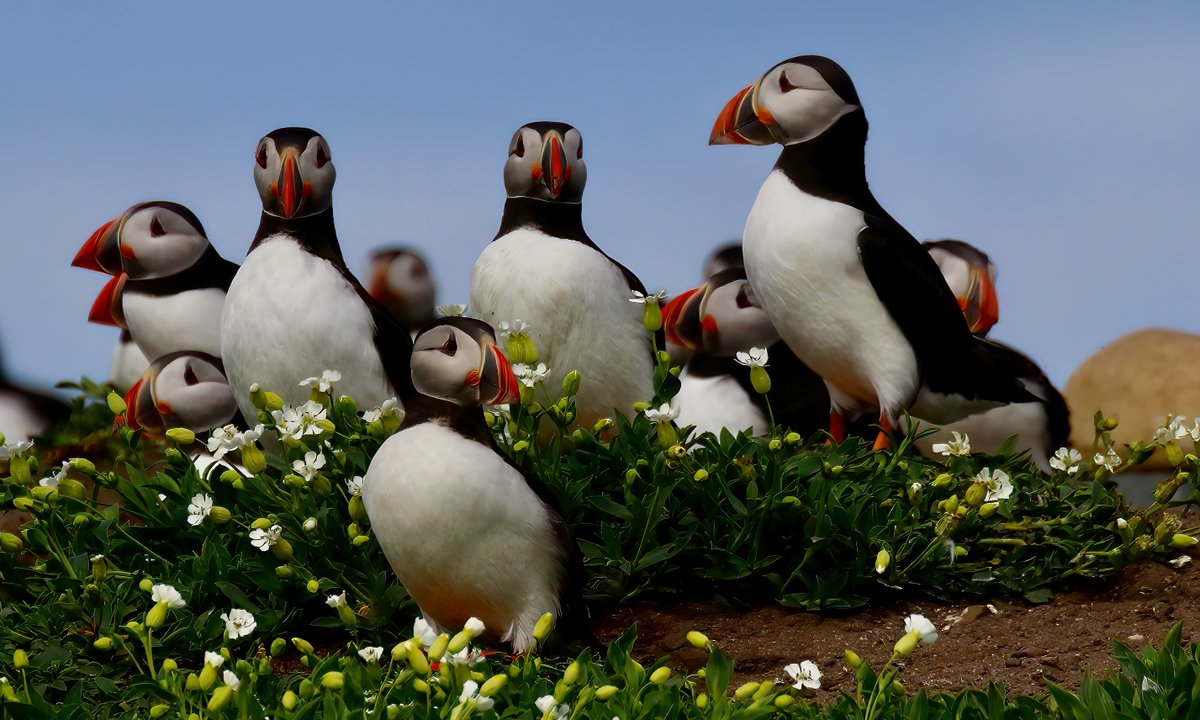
[182,673,200,692]
[251,517,272,530]
[479,674,507,696]
[282,690,298,710]
[271,537,293,562]
[207,686,234,711]
[124,621,143,634]
[1172,534,1198,548]
[964,482,986,507]
[138,577,154,592]
[784,432,802,445]
[506,334,538,365]
[624,468,639,485]
[275,565,293,578]
[692,468,709,482]
[11,496,34,511]
[932,472,953,487]
[107,391,127,415]
[166,428,195,444]
[696,693,709,709]
[198,663,217,690]
[70,458,96,473]
[412,678,431,694]
[407,643,431,675]
[642,301,663,332]
[667,443,687,460]
[335,394,358,415]
[262,391,285,411]
[309,473,332,495]
[220,469,240,484]
[306,579,320,593]
[891,680,906,695]
[532,612,554,641]
[562,370,581,397]
[240,445,267,474]
[387,705,401,720]
[92,636,114,651]
[595,684,619,700]
[561,660,581,685]
[656,422,678,449]
[749,365,771,394]
[734,682,759,699]
[753,681,774,700]
[392,641,410,661]
[875,549,890,574]
[150,704,169,719]
[979,502,998,518]
[13,649,29,668]
[1099,417,1119,431]
[203,506,229,525]
[0,532,22,554]
[768,438,782,452]
[320,671,344,691]
[291,637,314,655]
[649,666,671,685]
[512,440,529,453]
[943,494,959,514]
[31,485,58,502]
[775,695,794,708]
[686,630,710,649]
[336,601,357,628]
[10,458,32,484]
[145,601,169,629]
[349,495,368,523]
[893,630,920,658]
[844,649,862,668]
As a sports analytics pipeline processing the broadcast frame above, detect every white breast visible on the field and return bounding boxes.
[123,287,226,359]
[362,422,564,651]
[675,371,767,438]
[742,171,917,417]
[221,237,392,418]
[470,229,654,427]
[109,336,149,391]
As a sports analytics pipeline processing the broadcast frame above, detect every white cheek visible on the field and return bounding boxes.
[773,89,857,144]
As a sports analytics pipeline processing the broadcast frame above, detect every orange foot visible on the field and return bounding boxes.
[871,415,894,451]
[825,410,846,445]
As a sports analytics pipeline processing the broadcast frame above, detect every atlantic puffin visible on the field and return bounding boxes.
[710,55,1034,448]
[362,318,591,652]
[366,246,437,334]
[470,122,654,430]
[122,351,242,435]
[73,201,237,360]
[923,239,999,337]
[221,127,413,415]
[663,267,828,438]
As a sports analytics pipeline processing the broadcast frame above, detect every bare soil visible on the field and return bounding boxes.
[595,556,1200,699]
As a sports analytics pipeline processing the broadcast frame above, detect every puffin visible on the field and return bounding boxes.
[366,246,438,334]
[362,318,592,652]
[923,239,999,337]
[221,127,413,415]
[110,329,150,391]
[710,55,1034,449]
[911,239,1068,470]
[122,351,242,435]
[470,122,654,430]
[0,345,69,442]
[73,201,237,360]
[663,267,828,438]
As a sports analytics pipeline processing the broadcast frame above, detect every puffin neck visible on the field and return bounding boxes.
[687,353,739,378]
[495,197,589,243]
[124,245,239,296]
[251,207,345,265]
[774,111,885,216]
[399,394,494,446]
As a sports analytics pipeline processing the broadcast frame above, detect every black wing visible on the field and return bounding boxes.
[359,288,416,402]
[986,341,1071,448]
[747,341,831,437]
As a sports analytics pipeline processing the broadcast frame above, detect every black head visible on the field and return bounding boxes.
[503,121,587,203]
[410,318,521,407]
[253,127,336,219]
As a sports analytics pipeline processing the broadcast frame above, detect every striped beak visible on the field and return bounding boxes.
[474,340,521,405]
[73,217,123,274]
[88,274,127,328]
[662,284,710,351]
[709,79,776,146]
[961,266,1000,337]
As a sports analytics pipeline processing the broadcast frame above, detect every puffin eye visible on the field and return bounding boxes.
[514,135,525,158]
[411,263,427,279]
[439,333,457,357]
[256,144,268,169]
[735,287,753,309]
[183,362,200,386]
[149,216,167,238]
[316,143,330,168]
[778,68,798,93]
[576,137,583,159]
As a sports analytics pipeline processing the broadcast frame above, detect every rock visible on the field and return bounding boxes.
[1064,328,1200,469]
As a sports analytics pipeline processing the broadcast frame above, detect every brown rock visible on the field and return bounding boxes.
[1064,328,1200,469]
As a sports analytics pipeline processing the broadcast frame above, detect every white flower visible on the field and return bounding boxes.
[628,290,667,304]
[734,347,769,368]
[299,370,342,394]
[437,304,467,317]
[644,403,679,423]
[149,584,186,609]
[292,451,327,482]
[464,617,485,638]
[0,440,34,461]
[326,591,347,608]
[346,476,364,497]
[1141,676,1162,693]
[358,646,384,663]
[1049,447,1083,474]
[90,554,105,562]
[1154,415,1189,444]
[186,493,213,526]
[497,319,531,337]
[442,646,484,667]
[206,425,240,459]
[1169,555,1191,569]
[974,467,1013,502]
[931,431,971,457]
[535,695,569,719]
[513,362,551,388]
[903,613,938,646]
[220,608,256,639]
[222,669,240,690]
[249,525,282,551]
[362,398,403,424]
[413,618,438,646]
[303,517,318,532]
[271,401,327,441]
[1116,518,1128,530]
[459,680,494,711]
[39,461,70,487]
[784,660,822,690]
[1094,448,1121,472]
[910,482,922,493]
[1188,418,1200,443]
[203,651,225,668]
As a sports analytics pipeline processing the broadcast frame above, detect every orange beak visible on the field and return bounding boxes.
[73,218,122,274]
[542,133,569,198]
[88,274,127,328]
[120,369,165,434]
[709,81,776,146]
[479,342,521,405]
[661,286,706,350]
[962,267,1000,337]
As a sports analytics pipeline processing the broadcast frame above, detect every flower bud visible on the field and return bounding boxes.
[93,636,114,651]
[291,637,314,655]
[11,496,34,511]
[240,445,267,475]
[428,633,450,661]
[696,693,708,709]
[734,682,759,699]
[165,428,195,445]
[686,630,710,649]
[768,438,782,452]
[1099,417,1119,431]
[139,577,154,592]
[656,422,679,449]
[891,680,906,695]
[13,649,29,668]
[775,695,794,708]
[893,630,919,658]
[1172,534,1199,548]
[320,671,344,691]
[412,678,431,694]
[979,502,998,518]
[479,674,507,696]
[595,684,619,700]
[749,366,771,394]
[349,495,368,523]
[875,549,890,574]
[964,482,986,508]
[309,473,332,495]
[10,458,32,484]
[145,601,169,629]
[943,494,959,514]
[844,649,862,668]
[70,458,96,473]
[624,468,639,485]
[561,370,581,398]
[649,666,671,685]
[275,565,293,578]
[753,681,774,700]
[207,686,234,711]
[0,532,22,554]
[282,690,298,710]
[271,538,293,562]
[407,643,431,675]
[532,612,554,641]
[220,469,240,484]
[56,478,86,500]
[125,620,143,633]
[107,391,127,415]
[337,601,357,628]
[198,663,217,690]
[204,506,230,525]
[306,579,320,593]
[159,658,178,673]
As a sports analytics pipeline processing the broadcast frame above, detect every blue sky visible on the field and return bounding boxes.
[1,2,1196,392]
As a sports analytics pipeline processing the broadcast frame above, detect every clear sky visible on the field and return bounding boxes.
[1,1,1196,393]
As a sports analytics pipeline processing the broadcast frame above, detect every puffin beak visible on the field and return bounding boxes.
[541,132,570,199]
[88,274,127,328]
[661,284,708,351]
[709,79,776,146]
[275,149,306,218]
[121,367,164,433]
[961,267,1000,336]
[73,217,123,274]
[367,261,389,303]
[475,340,521,405]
